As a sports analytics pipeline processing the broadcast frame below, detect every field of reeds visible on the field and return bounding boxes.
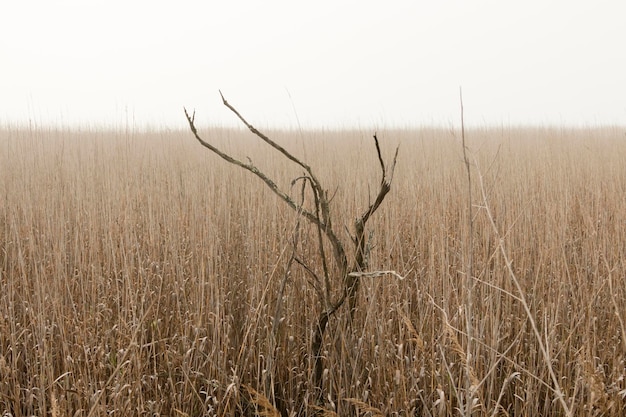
[1,123,625,416]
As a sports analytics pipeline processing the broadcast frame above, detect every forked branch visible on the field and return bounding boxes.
[219,91,319,186]
[185,101,347,275]
[358,133,399,227]
[184,94,398,403]
[347,133,399,318]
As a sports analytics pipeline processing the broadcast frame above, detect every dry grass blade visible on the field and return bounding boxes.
[442,313,480,391]
[309,405,340,417]
[398,310,425,352]
[348,270,405,280]
[344,398,385,417]
[579,352,612,413]
[490,372,521,417]
[242,384,281,417]
[475,157,573,417]
[86,301,154,417]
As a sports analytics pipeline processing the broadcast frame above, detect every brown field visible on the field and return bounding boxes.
[1,124,625,416]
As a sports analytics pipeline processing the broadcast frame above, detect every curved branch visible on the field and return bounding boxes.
[184,107,325,229]
[218,92,340,240]
[219,92,323,192]
[186,97,348,270]
[358,134,399,227]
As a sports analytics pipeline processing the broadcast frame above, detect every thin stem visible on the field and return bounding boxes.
[475,159,572,417]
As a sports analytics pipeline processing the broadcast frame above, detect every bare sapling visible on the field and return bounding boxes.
[184,92,399,403]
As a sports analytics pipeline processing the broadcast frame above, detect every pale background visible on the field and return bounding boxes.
[1,0,625,128]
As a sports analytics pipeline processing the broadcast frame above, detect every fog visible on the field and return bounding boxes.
[2,0,625,128]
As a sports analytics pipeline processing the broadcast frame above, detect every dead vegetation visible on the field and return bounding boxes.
[1,122,625,416]
[185,93,398,404]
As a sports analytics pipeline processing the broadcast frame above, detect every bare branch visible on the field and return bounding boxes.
[215,94,347,270]
[219,91,322,190]
[294,257,325,303]
[373,133,386,179]
[217,92,343,249]
[346,134,399,320]
[308,185,331,308]
[183,107,326,230]
[357,136,399,227]
[184,95,399,403]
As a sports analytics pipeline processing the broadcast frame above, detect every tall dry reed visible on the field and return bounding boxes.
[0,125,625,416]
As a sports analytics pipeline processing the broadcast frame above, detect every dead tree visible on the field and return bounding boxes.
[184,92,398,401]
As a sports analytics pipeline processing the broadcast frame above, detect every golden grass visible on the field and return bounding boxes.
[1,125,625,416]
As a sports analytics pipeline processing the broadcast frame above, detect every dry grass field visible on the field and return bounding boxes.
[1,123,625,416]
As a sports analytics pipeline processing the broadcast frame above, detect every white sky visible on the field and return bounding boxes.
[1,0,625,129]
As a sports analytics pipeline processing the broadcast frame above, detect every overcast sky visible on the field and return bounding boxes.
[2,0,625,129]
